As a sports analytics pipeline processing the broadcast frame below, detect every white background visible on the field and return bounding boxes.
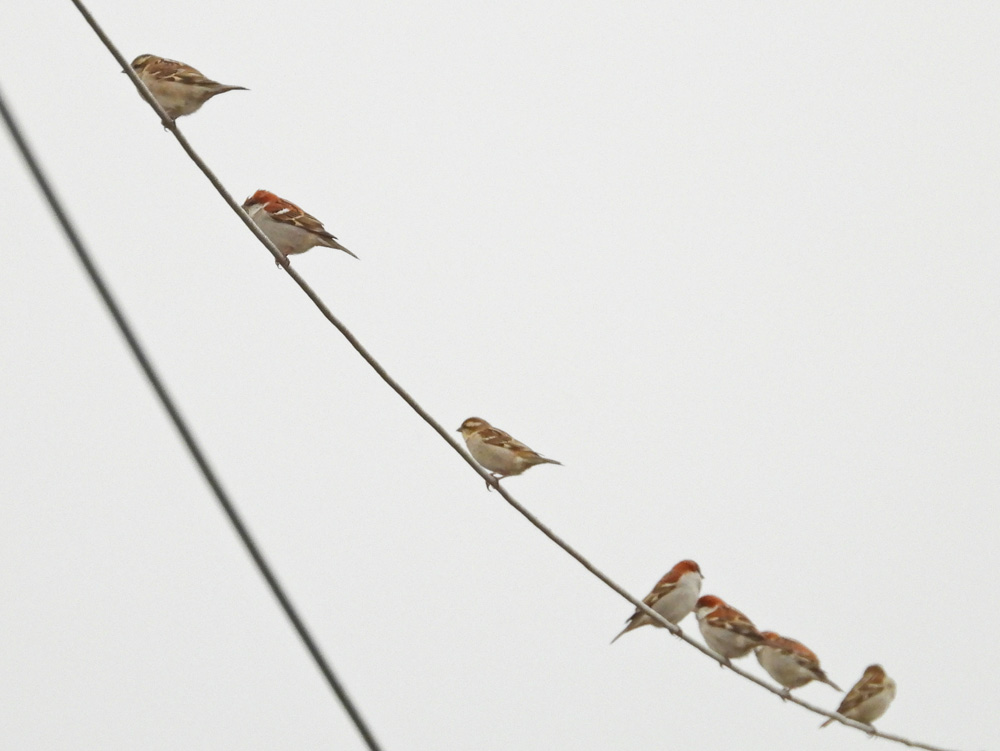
[1,2,996,749]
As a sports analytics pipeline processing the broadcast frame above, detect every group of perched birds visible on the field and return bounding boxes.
[126,53,894,734]
[130,54,360,264]
[613,559,897,729]
[450,417,896,731]
[456,421,896,731]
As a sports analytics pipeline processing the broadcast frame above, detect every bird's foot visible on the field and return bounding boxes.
[485,475,503,492]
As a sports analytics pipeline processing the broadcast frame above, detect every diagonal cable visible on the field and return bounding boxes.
[63,4,969,749]
[0,85,384,751]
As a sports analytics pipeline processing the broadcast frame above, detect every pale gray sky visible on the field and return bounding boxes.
[1,2,997,750]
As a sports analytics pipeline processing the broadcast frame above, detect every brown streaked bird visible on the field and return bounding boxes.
[612,560,703,643]
[754,631,841,694]
[242,190,357,264]
[695,594,768,662]
[821,664,896,729]
[130,54,247,119]
[457,417,561,483]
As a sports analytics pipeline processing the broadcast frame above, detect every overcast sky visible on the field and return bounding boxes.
[1,2,997,750]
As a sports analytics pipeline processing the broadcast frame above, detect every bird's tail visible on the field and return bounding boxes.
[321,235,359,259]
[610,623,633,644]
[818,673,842,692]
[610,611,646,644]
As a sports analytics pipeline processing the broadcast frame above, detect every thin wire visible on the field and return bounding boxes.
[66,5,968,750]
[0,86,384,751]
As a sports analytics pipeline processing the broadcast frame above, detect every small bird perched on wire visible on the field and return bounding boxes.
[242,190,357,265]
[130,54,247,119]
[695,594,768,663]
[611,560,703,643]
[754,631,841,694]
[821,664,896,729]
[457,417,561,485]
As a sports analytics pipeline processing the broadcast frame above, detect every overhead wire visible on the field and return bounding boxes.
[49,3,971,749]
[0,85,384,751]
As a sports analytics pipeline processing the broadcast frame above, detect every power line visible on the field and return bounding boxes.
[0,85,384,751]
[62,4,968,749]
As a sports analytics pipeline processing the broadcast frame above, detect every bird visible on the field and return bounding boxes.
[611,560,703,643]
[695,595,767,662]
[754,631,841,694]
[821,664,896,729]
[241,190,357,265]
[457,417,561,484]
[130,54,247,119]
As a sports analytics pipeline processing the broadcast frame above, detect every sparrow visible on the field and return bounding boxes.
[457,417,561,483]
[755,631,841,694]
[242,190,357,264]
[695,595,767,662]
[611,560,703,643]
[130,54,247,119]
[821,664,896,729]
